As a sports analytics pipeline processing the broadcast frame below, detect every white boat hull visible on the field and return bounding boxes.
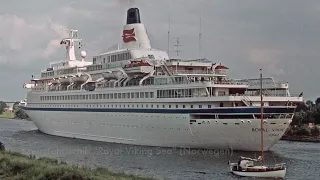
[23,108,290,151]
[232,169,286,178]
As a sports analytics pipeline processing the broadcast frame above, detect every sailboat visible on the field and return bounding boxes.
[228,69,287,178]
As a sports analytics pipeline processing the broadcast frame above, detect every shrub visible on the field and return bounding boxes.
[310,126,320,136]
[295,126,310,136]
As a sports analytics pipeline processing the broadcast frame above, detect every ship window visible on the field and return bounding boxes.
[199,105,202,108]
[127,93,130,98]
[142,105,144,108]
[145,92,149,98]
[146,104,148,108]
[190,105,193,108]
[135,92,139,98]
[131,92,134,98]
[183,105,186,108]
[85,95,88,99]
[157,105,159,108]
[176,105,178,108]
[99,94,102,99]
[150,92,154,98]
[110,94,113,99]
[151,104,154,108]
[92,95,96,99]
[106,94,109,99]
[220,103,224,107]
[103,94,106,99]
[169,105,171,108]
[208,105,211,108]
[118,93,121,99]
[122,93,126,99]
[96,94,99,99]
[140,92,144,98]
[163,105,165,108]
[103,58,106,63]
[114,93,117,99]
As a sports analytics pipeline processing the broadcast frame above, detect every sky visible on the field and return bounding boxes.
[0,0,319,101]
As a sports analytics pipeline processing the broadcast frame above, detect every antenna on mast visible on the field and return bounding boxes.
[198,14,202,58]
[174,37,182,57]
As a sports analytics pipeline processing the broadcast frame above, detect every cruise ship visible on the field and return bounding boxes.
[21,7,303,151]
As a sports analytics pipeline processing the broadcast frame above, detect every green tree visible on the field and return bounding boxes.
[13,101,20,111]
[292,111,307,126]
[315,97,320,106]
[0,141,4,151]
[0,101,7,114]
[14,108,30,120]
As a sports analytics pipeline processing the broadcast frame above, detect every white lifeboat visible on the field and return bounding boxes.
[123,59,153,74]
[72,74,88,84]
[59,77,71,85]
[102,71,122,80]
[51,79,59,85]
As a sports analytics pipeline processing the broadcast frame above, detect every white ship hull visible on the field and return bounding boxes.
[23,108,290,151]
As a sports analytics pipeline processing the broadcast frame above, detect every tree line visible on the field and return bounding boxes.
[0,101,29,120]
[285,97,320,137]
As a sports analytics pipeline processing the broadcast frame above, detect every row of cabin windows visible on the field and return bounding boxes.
[87,65,103,71]
[93,52,132,64]
[31,103,215,109]
[157,88,207,98]
[41,71,54,78]
[40,92,155,101]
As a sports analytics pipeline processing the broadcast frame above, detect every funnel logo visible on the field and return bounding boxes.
[122,28,136,43]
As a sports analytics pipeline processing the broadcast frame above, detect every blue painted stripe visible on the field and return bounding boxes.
[21,106,296,114]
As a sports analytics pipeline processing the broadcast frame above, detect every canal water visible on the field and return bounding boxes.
[0,119,319,180]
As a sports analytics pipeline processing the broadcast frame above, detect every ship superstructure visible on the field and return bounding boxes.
[21,8,303,151]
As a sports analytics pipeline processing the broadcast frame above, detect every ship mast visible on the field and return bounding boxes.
[260,68,264,165]
[59,28,82,61]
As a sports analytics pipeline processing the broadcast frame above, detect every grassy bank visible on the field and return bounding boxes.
[0,112,14,119]
[0,150,156,180]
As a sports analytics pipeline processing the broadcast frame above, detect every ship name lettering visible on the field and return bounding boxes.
[252,128,268,132]
[272,128,285,132]
[269,133,280,137]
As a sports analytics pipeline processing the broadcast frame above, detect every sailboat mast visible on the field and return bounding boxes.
[260,68,264,165]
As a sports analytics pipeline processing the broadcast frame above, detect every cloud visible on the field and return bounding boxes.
[247,49,285,76]
[0,14,65,64]
[59,7,94,18]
